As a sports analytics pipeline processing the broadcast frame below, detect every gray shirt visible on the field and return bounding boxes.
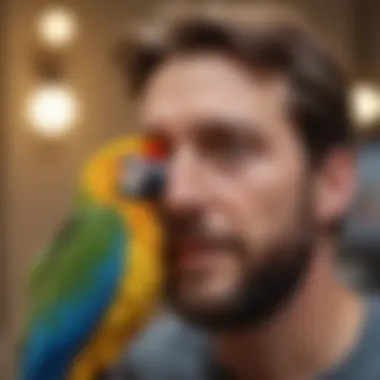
[111,298,380,380]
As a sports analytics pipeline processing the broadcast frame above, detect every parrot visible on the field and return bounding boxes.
[20,134,167,380]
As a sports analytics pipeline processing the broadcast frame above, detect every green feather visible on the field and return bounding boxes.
[27,195,125,329]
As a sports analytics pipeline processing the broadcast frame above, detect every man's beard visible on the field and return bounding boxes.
[162,201,315,332]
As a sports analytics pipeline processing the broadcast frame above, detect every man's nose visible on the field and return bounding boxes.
[164,148,207,212]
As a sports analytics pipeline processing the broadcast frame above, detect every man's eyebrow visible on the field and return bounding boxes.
[192,117,262,134]
[138,117,263,137]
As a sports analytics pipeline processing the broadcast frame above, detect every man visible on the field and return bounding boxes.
[112,5,380,380]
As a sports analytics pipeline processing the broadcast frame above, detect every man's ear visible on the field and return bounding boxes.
[313,148,356,227]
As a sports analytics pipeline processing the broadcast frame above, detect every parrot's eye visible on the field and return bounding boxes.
[118,155,165,200]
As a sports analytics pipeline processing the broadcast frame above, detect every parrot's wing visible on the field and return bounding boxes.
[21,199,127,380]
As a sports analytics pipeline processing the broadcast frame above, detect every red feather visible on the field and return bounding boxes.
[145,138,168,160]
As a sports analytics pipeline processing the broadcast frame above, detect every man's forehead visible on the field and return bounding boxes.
[137,53,289,131]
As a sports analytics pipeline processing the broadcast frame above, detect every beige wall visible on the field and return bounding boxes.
[1,0,356,378]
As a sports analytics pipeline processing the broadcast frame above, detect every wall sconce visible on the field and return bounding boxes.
[351,83,380,129]
[27,4,79,139]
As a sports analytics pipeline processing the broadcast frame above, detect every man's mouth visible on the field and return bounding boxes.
[173,238,225,272]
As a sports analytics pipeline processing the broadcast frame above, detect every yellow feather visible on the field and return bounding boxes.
[67,136,163,380]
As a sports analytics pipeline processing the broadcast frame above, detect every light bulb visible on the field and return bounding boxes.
[27,84,78,138]
[351,83,380,128]
[37,6,77,48]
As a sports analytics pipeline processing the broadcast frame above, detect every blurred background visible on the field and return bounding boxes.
[1,0,380,378]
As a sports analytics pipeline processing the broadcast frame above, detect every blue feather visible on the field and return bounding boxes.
[21,232,126,380]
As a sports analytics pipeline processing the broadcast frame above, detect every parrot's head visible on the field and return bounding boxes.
[81,134,167,208]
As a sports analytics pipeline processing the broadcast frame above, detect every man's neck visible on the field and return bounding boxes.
[213,242,365,380]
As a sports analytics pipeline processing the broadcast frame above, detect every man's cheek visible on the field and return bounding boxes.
[237,194,291,259]
[204,212,233,235]
[239,192,277,238]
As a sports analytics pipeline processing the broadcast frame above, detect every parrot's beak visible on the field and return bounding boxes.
[118,154,166,201]
[139,161,166,200]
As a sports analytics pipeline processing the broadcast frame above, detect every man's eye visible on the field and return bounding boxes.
[221,139,250,157]
[201,136,252,162]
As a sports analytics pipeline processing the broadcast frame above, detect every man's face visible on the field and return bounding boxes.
[137,53,321,330]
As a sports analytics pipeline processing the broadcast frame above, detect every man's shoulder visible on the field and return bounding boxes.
[110,314,208,380]
[355,297,380,365]
[129,314,206,361]
[110,297,380,380]
[325,297,380,380]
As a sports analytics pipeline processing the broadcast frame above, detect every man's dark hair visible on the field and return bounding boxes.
[116,4,355,165]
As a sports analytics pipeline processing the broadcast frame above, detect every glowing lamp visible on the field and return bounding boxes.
[27,84,78,138]
[37,6,77,49]
[351,83,380,128]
